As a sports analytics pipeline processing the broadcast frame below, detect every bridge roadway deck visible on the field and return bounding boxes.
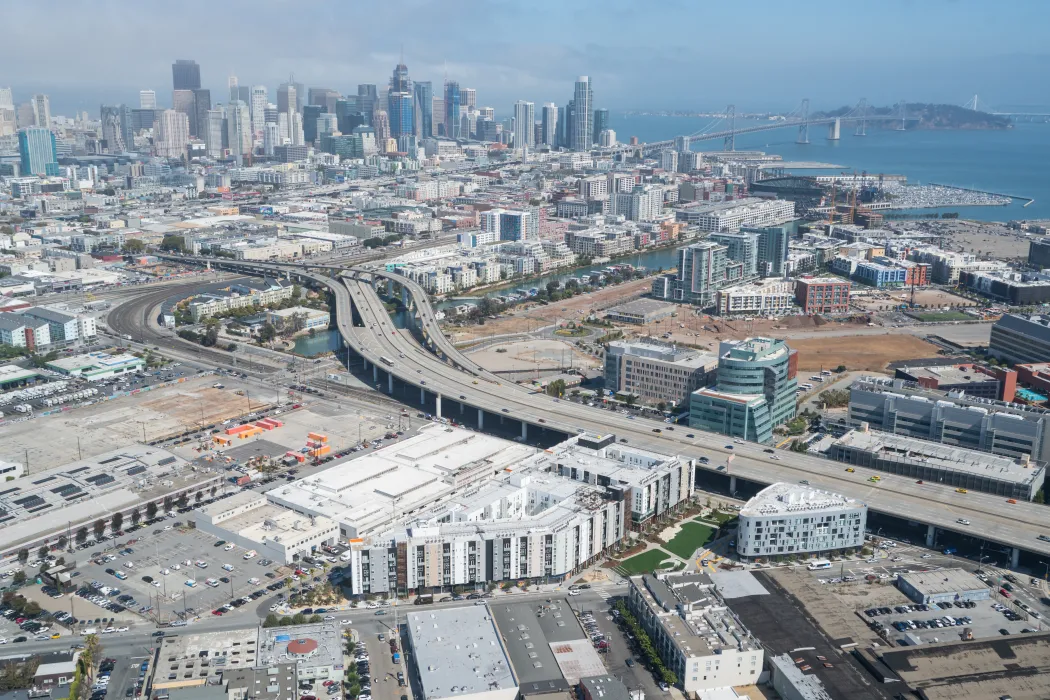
[171,256,1050,559]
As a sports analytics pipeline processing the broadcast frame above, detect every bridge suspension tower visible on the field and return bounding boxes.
[723,105,736,151]
[897,99,907,131]
[854,98,868,136]
[796,98,810,144]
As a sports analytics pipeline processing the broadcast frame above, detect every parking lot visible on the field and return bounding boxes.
[864,598,1040,642]
[567,599,667,700]
[74,521,289,621]
[358,613,406,700]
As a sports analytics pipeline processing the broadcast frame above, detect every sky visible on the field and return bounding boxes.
[4,0,1049,117]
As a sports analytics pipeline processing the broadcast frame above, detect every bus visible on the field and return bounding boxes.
[807,559,832,570]
[380,357,395,366]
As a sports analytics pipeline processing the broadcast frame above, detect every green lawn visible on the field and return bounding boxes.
[616,548,677,575]
[664,522,717,559]
[909,310,973,323]
[705,511,738,525]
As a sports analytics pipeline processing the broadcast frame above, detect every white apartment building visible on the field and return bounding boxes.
[736,482,867,559]
[612,184,662,222]
[0,313,51,348]
[715,279,797,316]
[677,198,795,232]
[627,573,764,693]
[580,175,609,199]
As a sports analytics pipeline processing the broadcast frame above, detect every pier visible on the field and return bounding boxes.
[930,183,1034,207]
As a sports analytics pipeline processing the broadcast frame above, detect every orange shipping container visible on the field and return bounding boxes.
[307,432,328,443]
[309,445,331,457]
[225,424,251,435]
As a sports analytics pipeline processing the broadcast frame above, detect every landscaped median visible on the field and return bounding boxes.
[614,548,679,575]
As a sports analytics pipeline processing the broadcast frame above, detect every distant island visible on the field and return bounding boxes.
[815,103,1012,130]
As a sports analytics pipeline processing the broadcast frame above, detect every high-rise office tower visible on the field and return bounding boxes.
[277,113,289,143]
[153,109,190,158]
[100,104,132,153]
[18,127,58,175]
[373,110,390,144]
[226,100,251,158]
[264,105,278,126]
[303,104,323,144]
[561,101,573,149]
[228,75,240,101]
[250,86,267,137]
[480,106,494,121]
[390,61,411,93]
[31,94,51,129]
[192,88,211,139]
[204,108,224,158]
[277,83,297,116]
[592,108,609,145]
[172,90,196,136]
[0,88,14,137]
[139,90,156,110]
[387,62,413,138]
[513,100,535,148]
[289,112,304,146]
[263,122,279,156]
[0,88,13,111]
[443,81,460,139]
[308,87,339,112]
[414,81,433,137]
[172,60,201,91]
[335,100,365,134]
[540,103,557,146]
[357,84,377,121]
[462,88,476,110]
[673,135,691,152]
[571,77,592,151]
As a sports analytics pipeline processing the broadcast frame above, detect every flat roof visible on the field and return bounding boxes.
[266,424,536,536]
[256,622,343,670]
[897,568,986,596]
[0,365,40,384]
[605,298,677,314]
[898,364,998,385]
[48,351,142,372]
[831,429,1044,486]
[739,482,864,518]
[490,599,585,688]
[407,605,516,700]
[877,633,1050,700]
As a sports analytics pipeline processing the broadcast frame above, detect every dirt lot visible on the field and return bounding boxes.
[789,334,941,372]
[468,338,600,372]
[449,276,654,343]
[852,288,979,313]
[951,228,1032,260]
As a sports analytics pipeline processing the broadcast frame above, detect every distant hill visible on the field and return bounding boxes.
[814,103,1011,130]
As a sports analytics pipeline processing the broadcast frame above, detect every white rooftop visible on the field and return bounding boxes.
[739,482,863,517]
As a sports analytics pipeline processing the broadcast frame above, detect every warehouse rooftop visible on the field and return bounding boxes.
[407,605,517,700]
[896,568,985,598]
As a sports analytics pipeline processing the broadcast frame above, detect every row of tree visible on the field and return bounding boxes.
[613,600,678,685]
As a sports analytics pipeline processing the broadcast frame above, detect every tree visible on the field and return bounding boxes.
[545,379,566,398]
[146,502,158,520]
[57,535,68,550]
[111,512,124,533]
[75,528,88,544]
[263,613,280,628]
[131,509,141,525]
[93,519,106,539]
[37,546,48,561]
[11,571,26,586]
[258,322,277,344]
[1035,489,1045,505]
[177,493,189,509]
[81,634,102,677]
[159,235,186,253]
[624,394,638,408]
[17,549,28,565]
[23,601,41,617]
[123,239,146,254]
[226,343,238,352]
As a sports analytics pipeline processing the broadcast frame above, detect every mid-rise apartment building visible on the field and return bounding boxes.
[794,277,851,314]
[990,314,1050,364]
[716,279,796,316]
[736,482,867,558]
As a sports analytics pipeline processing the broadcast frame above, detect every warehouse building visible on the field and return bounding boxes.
[826,426,1045,501]
[626,573,764,693]
[896,568,990,605]
[849,376,1050,462]
[603,298,678,325]
[47,351,144,380]
[407,605,518,700]
[192,492,339,564]
[736,482,867,559]
[989,313,1050,364]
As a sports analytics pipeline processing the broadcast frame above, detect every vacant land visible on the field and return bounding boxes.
[789,334,941,372]
[664,522,716,559]
[616,548,676,575]
[468,338,600,372]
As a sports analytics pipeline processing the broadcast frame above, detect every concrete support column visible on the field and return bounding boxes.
[1011,547,1020,570]
[401,287,410,308]
[521,422,527,440]
[363,358,368,370]
[387,372,393,394]
[373,365,378,383]
[435,394,442,419]
[925,524,936,548]
[729,476,737,493]
[420,387,426,405]
[478,409,484,430]
[460,401,464,415]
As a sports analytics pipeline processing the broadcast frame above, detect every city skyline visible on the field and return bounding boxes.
[2,1,1048,117]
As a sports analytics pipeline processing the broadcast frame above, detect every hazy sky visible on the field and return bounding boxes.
[4,0,1048,116]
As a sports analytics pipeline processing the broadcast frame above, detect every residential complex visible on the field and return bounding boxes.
[736,482,867,558]
[626,573,764,693]
[794,277,851,314]
[690,338,798,443]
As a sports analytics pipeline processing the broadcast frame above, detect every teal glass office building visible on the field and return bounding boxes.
[18,127,59,176]
[689,337,797,443]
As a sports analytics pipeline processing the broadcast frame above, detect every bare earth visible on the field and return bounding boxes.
[468,339,600,372]
[788,334,941,372]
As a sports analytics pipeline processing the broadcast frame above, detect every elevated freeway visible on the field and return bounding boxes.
[159,255,1050,567]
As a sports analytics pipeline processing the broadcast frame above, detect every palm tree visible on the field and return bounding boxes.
[81,633,102,678]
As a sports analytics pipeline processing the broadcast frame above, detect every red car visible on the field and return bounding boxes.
[212,609,224,616]
[322,681,336,687]
[1000,588,1011,598]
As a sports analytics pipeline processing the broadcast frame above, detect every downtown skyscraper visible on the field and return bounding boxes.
[444,81,460,139]
[171,60,200,91]
[388,62,414,138]
[513,100,535,148]
[540,103,557,146]
[414,81,433,137]
[571,76,592,152]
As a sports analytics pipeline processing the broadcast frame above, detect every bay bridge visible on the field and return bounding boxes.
[615,98,914,155]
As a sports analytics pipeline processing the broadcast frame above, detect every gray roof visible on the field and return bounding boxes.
[22,307,75,324]
[579,676,630,700]
[407,605,517,700]
[489,599,585,688]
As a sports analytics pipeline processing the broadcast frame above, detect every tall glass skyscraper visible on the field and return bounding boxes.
[541,103,558,146]
[414,81,433,137]
[443,81,461,139]
[18,127,58,176]
[513,100,535,148]
[571,76,592,152]
[172,60,201,91]
[592,108,609,144]
[388,63,414,138]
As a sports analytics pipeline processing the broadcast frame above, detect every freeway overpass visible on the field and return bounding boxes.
[158,255,1050,568]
